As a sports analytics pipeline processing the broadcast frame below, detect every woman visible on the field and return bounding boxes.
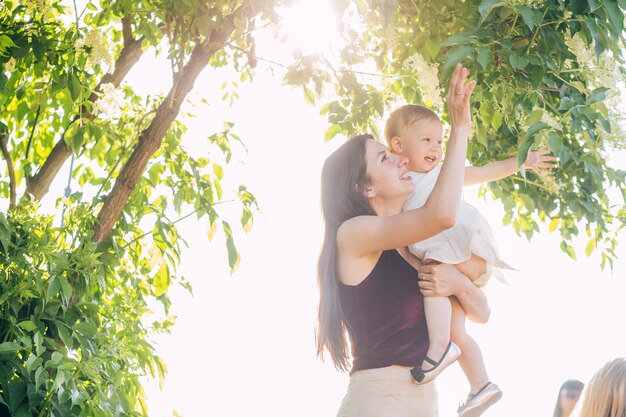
[577,357,626,417]
[316,64,488,417]
[552,379,584,417]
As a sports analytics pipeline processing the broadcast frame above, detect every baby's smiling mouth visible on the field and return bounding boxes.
[424,156,437,163]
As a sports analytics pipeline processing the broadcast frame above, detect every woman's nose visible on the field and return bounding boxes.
[396,154,409,166]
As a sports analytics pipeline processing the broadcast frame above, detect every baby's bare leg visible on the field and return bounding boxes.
[455,253,487,282]
[451,297,490,393]
[422,296,451,370]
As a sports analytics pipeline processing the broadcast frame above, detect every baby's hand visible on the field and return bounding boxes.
[524,149,556,175]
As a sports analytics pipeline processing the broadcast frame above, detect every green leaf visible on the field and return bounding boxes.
[0,342,21,353]
[561,241,577,260]
[509,52,529,70]
[549,218,559,232]
[57,323,74,350]
[68,73,81,101]
[47,275,61,299]
[441,33,472,47]
[59,275,73,301]
[212,163,224,180]
[17,321,38,332]
[529,65,544,88]
[604,0,624,34]
[478,0,504,21]
[0,213,10,253]
[34,367,46,389]
[526,121,550,138]
[585,238,596,256]
[491,110,503,129]
[586,87,609,104]
[153,262,170,297]
[73,322,97,339]
[548,132,563,154]
[325,124,342,141]
[4,379,26,414]
[25,354,42,372]
[518,139,534,171]
[476,47,491,70]
[222,221,240,274]
[517,5,535,29]
[0,35,17,56]
[303,87,315,105]
[571,0,589,15]
[443,45,473,69]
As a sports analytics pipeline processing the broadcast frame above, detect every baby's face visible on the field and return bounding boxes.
[398,118,443,173]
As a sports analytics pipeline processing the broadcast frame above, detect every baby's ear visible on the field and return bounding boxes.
[390,136,403,154]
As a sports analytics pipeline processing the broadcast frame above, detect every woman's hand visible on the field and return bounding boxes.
[417,261,467,298]
[418,260,491,323]
[446,64,476,130]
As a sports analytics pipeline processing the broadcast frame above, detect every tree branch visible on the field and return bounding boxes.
[0,133,17,210]
[24,34,145,201]
[122,16,133,46]
[93,1,263,243]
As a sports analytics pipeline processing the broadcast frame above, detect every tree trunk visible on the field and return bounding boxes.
[0,133,16,210]
[93,1,261,243]
[92,44,211,243]
[24,35,145,200]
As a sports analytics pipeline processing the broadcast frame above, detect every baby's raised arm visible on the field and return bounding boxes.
[464,149,556,186]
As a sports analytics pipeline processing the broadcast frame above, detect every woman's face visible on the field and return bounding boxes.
[559,388,582,417]
[364,139,413,204]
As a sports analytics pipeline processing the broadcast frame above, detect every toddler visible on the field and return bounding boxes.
[385,104,555,417]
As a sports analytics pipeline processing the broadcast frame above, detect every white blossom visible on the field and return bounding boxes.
[540,171,562,195]
[92,83,126,120]
[383,26,399,52]
[564,32,626,149]
[402,52,443,107]
[74,30,115,72]
[504,0,543,8]
[541,111,560,129]
[23,0,52,19]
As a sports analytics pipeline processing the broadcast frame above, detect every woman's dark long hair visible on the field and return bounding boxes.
[316,134,377,371]
[553,379,584,417]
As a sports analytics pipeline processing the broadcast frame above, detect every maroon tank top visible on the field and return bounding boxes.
[338,249,429,372]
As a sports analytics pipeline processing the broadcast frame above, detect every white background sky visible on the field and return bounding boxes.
[35,1,626,416]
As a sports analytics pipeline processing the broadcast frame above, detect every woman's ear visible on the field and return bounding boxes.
[390,136,403,154]
[356,183,376,198]
[363,186,376,198]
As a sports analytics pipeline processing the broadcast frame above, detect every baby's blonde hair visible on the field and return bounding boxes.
[384,104,440,149]
[578,357,626,417]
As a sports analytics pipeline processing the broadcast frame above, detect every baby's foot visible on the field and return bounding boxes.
[410,342,460,384]
[421,340,450,372]
[457,382,502,417]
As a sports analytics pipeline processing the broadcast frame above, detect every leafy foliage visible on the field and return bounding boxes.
[0,0,269,415]
[283,0,626,268]
[1,204,167,416]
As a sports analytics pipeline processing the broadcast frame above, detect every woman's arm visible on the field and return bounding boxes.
[417,262,490,323]
[338,64,476,256]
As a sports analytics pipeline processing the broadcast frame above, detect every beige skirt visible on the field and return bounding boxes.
[336,365,438,417]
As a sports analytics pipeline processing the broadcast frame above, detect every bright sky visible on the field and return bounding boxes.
[37,1,626,416]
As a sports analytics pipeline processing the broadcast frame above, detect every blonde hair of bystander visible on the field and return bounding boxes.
[578,357,626,417]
